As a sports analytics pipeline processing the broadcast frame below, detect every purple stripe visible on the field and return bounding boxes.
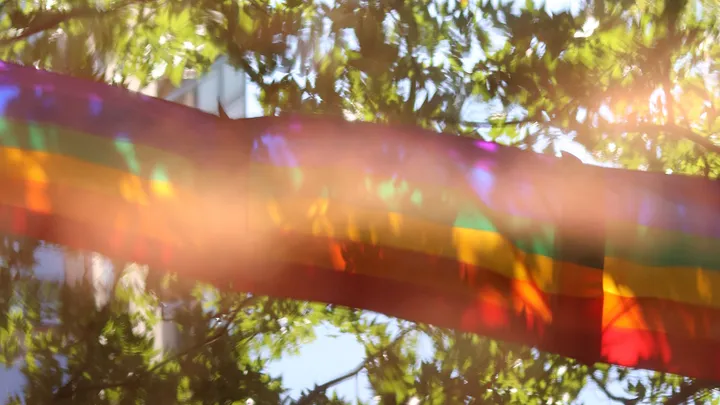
[3,62,720,238]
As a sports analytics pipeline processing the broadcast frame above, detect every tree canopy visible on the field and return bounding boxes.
[2,0,720,403]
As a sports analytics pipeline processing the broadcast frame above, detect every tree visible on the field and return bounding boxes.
[2,0,720,403]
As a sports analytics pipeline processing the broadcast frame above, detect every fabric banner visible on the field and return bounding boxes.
[1,61,719,380]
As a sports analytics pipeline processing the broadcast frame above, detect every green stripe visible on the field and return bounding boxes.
[250,175,561,260]
[250,163,559,256]
[250,164,720,270]
[606,223,720,270]
[453,205,557,257]
[0,117,198,189]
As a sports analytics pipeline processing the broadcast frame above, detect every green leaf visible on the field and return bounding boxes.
[169,60,186,86]
[239,11,256,34]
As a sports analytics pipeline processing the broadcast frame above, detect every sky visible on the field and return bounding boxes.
[0,0,638,403]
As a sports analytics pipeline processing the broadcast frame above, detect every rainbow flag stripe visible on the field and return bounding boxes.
[2,61,720,380]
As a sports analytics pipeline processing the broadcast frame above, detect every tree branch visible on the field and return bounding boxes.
[589,372,637,404]
[598,122,720,156]
[53,295,260,402]
[294,360,366,404]
[663,379,717,405]
[0,0,148,47]
[293,328,412,405]
[462,118,720,156]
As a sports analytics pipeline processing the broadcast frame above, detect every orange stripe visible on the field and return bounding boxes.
[604,294,720,340]
[0,176,193,245]
[0,146,201,208]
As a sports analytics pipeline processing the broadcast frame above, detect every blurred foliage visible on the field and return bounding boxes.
[2,0,720,404]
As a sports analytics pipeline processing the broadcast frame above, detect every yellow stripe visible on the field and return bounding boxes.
[604,258,720,309]
[249,195,601,297]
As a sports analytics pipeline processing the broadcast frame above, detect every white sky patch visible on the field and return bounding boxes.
[574,16,599,38]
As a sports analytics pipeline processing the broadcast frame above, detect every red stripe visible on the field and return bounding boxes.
[179,259,720,379]
[602,328,720,378]
[3,204,720,379]
[0,204,169,264]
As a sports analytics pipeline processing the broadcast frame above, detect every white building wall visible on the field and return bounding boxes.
[166,57,248,118]
[197,72,220,114]
[63,251,114,308]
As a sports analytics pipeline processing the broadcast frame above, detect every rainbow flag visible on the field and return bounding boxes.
[1,61,719,380]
